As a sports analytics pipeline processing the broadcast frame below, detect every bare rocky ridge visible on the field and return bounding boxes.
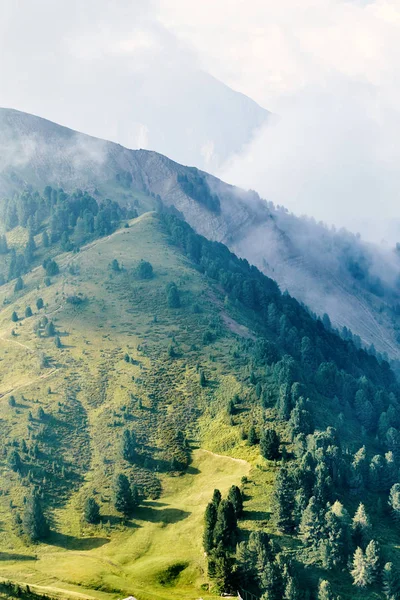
[0,107,399,359]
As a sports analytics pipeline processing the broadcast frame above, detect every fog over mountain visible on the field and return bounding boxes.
[1,107,399,365]
[0,0,268,173]
[2,1,400,242]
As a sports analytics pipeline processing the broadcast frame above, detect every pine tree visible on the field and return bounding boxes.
[213,499,237,550]
[11,311,18,322]
[45,321,55,337]
[248,425,257,446]
[260,428,280,460]
[352,502,371,548]
[84,496,100,524]
[203,501,217,552]
[273,466,295,533]
[227,485,243,518]
[121,429,136,462]
[137,260,153,279]
[8,450,22,472]
[23,493,49,541]
[382,562,400,600]
[212,489,222,508]
[25,306,33,318]
[113,473,134,517]
[365,540,380,583]
[317,580,336,600]
[167,283,180,308]
[111,259,120,272]
[300,496,323,548]
[207,542,234,594]
[277,384,291,420]
[14,276,23,292]
[36,298,44,310]
[54,335,62,348]
[131,483,139,508]
[389,483,400,523]
[351,547,373,588]
[199,370,207,387]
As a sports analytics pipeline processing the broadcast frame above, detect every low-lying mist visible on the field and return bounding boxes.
[219,80,400,247]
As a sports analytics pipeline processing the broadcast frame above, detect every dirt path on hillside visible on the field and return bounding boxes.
[200,448,250,467]
[0,334,34,353]
[0,368,59,399]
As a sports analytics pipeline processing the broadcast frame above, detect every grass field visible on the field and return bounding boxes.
[0,213,269,600]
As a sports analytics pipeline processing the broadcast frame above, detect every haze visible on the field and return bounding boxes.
[1,0,400,243]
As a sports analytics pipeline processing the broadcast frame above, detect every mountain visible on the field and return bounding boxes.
[1,107,399,365]
[3,65,269,174]
[0,192,398,600]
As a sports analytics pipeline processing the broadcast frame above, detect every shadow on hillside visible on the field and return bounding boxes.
[136,503,190,525]
[142,500,168,508]
[0,552,37,562]
[186,465,200,475]
[47,532,110,550]
[244,509,271,523]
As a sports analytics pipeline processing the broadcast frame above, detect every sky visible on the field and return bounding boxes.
[1,0,400,242]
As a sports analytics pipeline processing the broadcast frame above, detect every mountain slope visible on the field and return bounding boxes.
[0,107,399,365]
[0,205,399,600]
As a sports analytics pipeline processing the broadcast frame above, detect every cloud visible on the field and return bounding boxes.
[156,0,400,242]
[1,0,400,241]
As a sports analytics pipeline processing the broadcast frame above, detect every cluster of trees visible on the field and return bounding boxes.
[237,531,304,600]
[13,492,49,543]
[1,186,137,284]
[203,487,243,592]
[159,213,400,597]
[113,473,139,517]
[177,170,221,214]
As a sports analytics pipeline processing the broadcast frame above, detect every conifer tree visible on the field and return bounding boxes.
[84,496,100,524]
[352,502,371,548]
[248,425,257,446]
[121,429,136,462]
[199,370,207,387]
[25,306,33,318]
[212,489,222,508]
[273,466,295,533]
[45,321,55,336]
[300,496,323,548]
[227,485,243,518]
[351,547,372,588]
[8,449,22,472]
[11,311,18,322]
[389,483,400,523]
[113,473,134,517]
[365,540,380,583]
[317,580,337,600]
[277,383,291,420]
[167,283,180,308]
[203,501,217,553]
[23,493,49,541]
[322,502,350,568]
[36,298,44,310]
[207,542,234,594]
[213,499,237,550]
[382,562,400,600]
[14,276,24,293]
[260,428,280,460]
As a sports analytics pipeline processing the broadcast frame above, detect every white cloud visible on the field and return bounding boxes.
[1,0,400,241]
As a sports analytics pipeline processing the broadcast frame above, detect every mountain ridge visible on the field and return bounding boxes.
[0,107,399,363]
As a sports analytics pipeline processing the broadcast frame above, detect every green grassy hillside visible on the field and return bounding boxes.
[0,212,259,600]
[0,208,399,600]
